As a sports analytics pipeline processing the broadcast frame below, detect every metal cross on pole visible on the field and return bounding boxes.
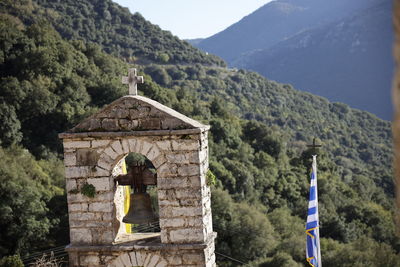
[122,68,144,95]
[307,137,322,154]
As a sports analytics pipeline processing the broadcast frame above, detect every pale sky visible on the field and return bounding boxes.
[113,0,274,39]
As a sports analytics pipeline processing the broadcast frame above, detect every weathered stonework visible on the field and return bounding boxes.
[60,95,216,266]
[70,95,205,133]
[66,235,216,267]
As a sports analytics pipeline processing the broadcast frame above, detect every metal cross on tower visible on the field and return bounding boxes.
[307,137,322,154]
[122,68,144,95]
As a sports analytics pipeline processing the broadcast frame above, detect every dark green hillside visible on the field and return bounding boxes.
[145,64,392,174]
[0,16,129,156]
[0,1,398,266]
[1,0,225,66]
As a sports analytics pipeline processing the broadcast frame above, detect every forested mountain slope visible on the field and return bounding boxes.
[0,0,398,266]
[195,0,393,120]
[1,0,224,66]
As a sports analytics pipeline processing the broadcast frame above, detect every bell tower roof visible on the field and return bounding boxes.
[60,95,209,138]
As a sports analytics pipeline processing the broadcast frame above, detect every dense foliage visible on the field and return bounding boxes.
[0,0,398,266]
[0,14,128,156]
[0,254,24,267]
[0,146,66,257]
[1,0,225,66]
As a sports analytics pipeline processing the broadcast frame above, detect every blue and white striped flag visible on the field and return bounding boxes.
[306,155,322,267]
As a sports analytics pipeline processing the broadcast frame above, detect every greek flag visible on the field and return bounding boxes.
[306,155,322,267]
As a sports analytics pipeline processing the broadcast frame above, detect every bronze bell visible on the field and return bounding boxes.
[123,192,157,224]
[115,162,158,225]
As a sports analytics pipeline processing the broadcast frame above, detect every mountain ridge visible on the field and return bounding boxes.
[197,0,381,62]
[0,0,225,67]
[236,0,393,119]
[195,0,393,119]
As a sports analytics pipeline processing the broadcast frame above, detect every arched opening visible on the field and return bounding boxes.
[124,152,159,233]
[112,152,160,240]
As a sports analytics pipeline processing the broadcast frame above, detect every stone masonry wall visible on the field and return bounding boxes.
[67,240,216,267]
[61,94,215,266]
[63,131,211,245]
[70,96,204,133]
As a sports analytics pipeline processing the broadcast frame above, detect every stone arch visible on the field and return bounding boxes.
[96,138,167,177]
[93,137,168,240]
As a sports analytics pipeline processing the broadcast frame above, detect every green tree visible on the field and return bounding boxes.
[0,255,23,267]
[0,147,64,257]
[0,103,22,146]
[322,237,400,267]
[212,188,277,265]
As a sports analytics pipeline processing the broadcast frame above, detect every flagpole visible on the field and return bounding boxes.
[313,155,322,267]
[306,138,322,267]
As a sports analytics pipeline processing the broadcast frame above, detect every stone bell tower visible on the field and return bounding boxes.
[59,69,216,266]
